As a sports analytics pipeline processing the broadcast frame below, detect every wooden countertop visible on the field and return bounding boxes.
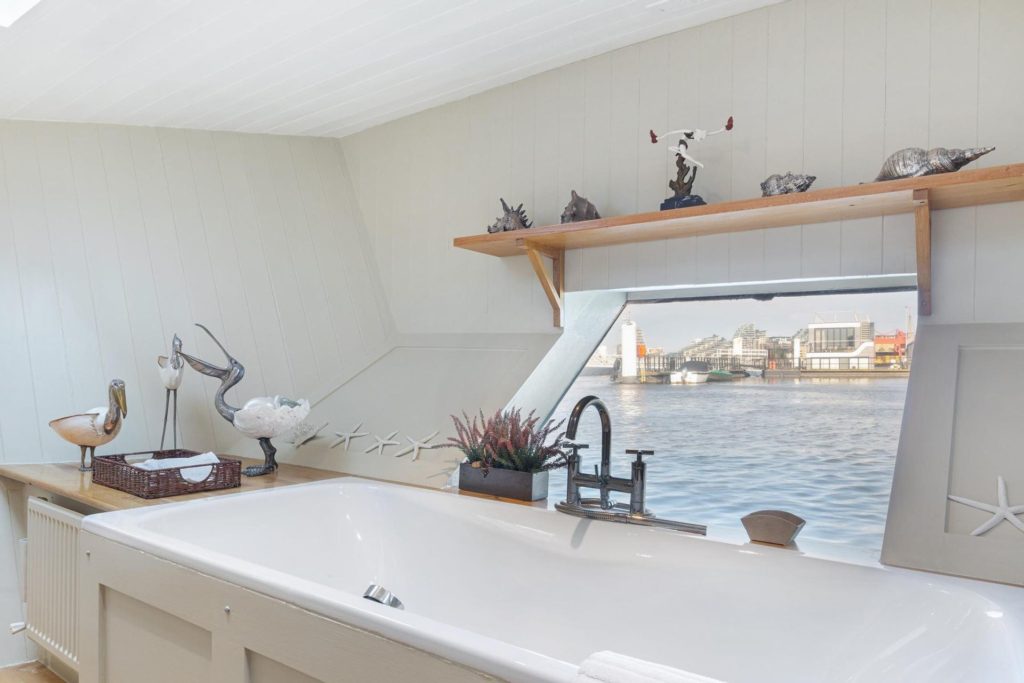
[0,458,345,512]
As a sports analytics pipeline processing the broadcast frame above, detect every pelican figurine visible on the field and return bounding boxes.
[178,324,310,477]
[49,379,128,471]
[157,334,184,450]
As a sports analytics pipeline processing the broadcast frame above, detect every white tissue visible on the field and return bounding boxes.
[136,452,220,483]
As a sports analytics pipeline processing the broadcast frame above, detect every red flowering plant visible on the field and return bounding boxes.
[448,408,567,474]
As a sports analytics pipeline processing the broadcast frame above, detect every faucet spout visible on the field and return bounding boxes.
[565,395,613,507]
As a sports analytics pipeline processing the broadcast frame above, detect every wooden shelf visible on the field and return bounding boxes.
[453,164,1024,324]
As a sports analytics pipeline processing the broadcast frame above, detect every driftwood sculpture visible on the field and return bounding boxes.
[486,199,532,233]
[560,191,601,223]
[875,146,994,181]
[761,172,816,196]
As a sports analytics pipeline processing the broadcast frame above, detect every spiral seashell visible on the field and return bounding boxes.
[760,172,816,197]
[875,146,994,181]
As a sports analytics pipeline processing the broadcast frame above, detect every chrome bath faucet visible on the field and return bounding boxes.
[555,395,706,535]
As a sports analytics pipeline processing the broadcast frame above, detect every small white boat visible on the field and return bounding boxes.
[670,370,707,384]
[677,361,710,384]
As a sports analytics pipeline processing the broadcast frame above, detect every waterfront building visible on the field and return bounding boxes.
[680,335,732,363]
[731,323,768,367]
[806,313,876,370]
[874,330,909,368]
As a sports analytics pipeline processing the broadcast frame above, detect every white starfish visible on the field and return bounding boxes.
[364,431,399,456]
[330,422,368,451]
[394,431,439,461]
[948,476,1024,536]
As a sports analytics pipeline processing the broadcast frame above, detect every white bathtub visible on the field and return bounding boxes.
[83,478,1024,682]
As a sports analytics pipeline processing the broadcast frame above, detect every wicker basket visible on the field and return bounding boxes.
[92,449,242,499]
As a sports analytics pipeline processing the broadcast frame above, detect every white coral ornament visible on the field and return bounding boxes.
[232,396,311,440]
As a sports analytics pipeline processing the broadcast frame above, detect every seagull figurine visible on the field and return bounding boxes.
[49,379,127,471]
[157,334,185,450]
[178,324,310,477]
[394,431,439,461]
[330,422,368,451]
[364,431,399,456]
[949,476,1024,536]
[649,116,734,168]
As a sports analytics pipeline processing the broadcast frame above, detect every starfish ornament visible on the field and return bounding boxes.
[948,475,1024,536]
[330,422,368,451]
[364,431,399,456]
[394,431,439,461]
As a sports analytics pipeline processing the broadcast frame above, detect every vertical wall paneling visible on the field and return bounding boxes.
[878,0,929,275]
[265,136,341,374]
[64,126,154,450]
[209,132,294,396]
[926,0,980,323]
[694,20,735,284]
[578,53,613,291]
[839,0,886,276]
[0,129,42,459]
[800,0,843,278]
[974,0,1024,322]
[0,123,76,457]
[558,63,587,293]
[728,9,769,283]
[606,46,641,289]
[762,1,805,280]
[33,128,104,414]
[93,126,173,447]
[634,38,670,288]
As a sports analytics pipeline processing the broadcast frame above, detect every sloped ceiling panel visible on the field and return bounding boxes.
[0,0,781,138]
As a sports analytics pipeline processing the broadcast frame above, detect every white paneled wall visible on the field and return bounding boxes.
[343,0,1024,323]
[0,121,392,464]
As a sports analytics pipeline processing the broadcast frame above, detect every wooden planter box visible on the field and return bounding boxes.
[458,463,549,501]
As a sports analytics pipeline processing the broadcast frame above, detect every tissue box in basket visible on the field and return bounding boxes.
[92,449,242,499]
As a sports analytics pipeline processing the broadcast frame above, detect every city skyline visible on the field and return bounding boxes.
[602,291,917,351]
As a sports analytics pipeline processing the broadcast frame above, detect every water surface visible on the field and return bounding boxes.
[547,375,907,563]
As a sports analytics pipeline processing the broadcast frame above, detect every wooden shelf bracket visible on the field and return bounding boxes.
[522,240,564,328]
[913,189,932,316]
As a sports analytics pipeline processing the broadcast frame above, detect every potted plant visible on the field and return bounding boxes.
[449,408,566,501]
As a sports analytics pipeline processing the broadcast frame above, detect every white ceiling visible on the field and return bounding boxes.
[0,0,780,138]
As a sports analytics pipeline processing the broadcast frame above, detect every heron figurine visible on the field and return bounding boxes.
[49,379,128,471]
[178,324,310,477]
[157,334,184,450]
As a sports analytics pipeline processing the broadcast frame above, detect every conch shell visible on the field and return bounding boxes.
[875,146,994,181]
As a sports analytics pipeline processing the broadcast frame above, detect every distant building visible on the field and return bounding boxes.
[621,321,639,379]
[680,335,732,363]
[806,312,876,370]
[874,330,909,368]
[585,344,616,369]
[766,336,796,369]
[731,323,768,367]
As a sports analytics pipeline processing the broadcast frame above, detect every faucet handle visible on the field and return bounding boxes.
[563,440,589,452]
[626,448,654,462]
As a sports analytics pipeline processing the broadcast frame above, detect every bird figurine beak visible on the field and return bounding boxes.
[114,382,128,417]
[178,350,230,380]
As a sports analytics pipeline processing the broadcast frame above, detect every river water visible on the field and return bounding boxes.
[546,374,908,563]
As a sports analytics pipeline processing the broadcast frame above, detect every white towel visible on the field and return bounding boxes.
[135,452,220,484]
[575,652,725,683]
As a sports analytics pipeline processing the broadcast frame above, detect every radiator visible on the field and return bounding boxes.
[26,497,83,670]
